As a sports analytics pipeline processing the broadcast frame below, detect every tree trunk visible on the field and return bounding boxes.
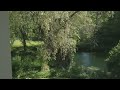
[20,29,27,52]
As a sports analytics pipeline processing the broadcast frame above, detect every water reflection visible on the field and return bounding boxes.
[81,52,91,66]
[75,52,107,70]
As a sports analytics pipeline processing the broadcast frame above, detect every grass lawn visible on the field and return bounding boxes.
[12,40,44,48]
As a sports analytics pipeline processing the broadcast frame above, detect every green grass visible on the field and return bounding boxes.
[12,40,44,48]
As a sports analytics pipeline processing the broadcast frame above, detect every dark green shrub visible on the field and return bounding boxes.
[106,41,120,79]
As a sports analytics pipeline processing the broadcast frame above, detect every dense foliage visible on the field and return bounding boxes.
[93,11,120,52]
[10,11,120,79]
[106,41,120,79]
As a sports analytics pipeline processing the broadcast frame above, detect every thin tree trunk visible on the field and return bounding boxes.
[20,29,27,52]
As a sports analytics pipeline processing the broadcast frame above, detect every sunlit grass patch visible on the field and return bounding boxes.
[12,40,23,47]
[12,40,44,48]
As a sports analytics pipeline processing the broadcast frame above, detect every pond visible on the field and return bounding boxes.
[75,52,108,71]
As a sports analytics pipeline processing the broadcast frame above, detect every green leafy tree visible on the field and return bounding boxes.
[106,41,120,78]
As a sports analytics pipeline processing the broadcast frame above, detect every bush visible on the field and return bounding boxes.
[68,65,107,79]
[12,56,21,78]
[106,41,120,79]
[12,54,42,79]
[49,65,107,79]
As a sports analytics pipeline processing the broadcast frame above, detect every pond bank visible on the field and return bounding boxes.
[75,52,108,71]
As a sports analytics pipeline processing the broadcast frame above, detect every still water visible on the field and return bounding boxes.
[75,52,108,71]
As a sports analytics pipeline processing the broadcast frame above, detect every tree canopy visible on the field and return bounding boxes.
[10,11,120,79]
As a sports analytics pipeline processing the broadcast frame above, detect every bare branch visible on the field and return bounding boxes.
[69,11,80,18]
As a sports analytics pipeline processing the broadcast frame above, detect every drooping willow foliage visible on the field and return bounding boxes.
[10,11,80,70]
[37,12,79,69]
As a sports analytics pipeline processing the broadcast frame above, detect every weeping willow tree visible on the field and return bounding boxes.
[37,11,80,70]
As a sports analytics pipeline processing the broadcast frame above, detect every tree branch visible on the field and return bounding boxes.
[69,11,80,18]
